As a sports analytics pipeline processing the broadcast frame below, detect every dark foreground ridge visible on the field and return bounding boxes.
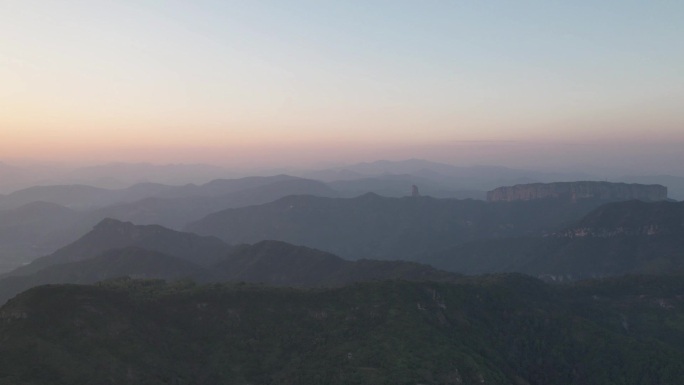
[0,275,683,385]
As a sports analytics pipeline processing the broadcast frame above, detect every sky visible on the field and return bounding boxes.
[2,1,683,172]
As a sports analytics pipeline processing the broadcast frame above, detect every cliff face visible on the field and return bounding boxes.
[487,181,667,202]
[556,200,684,238]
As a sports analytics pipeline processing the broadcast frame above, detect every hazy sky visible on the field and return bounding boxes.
[2,1,683,171]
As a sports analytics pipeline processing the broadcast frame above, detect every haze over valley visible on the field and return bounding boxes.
[2,1,684,383]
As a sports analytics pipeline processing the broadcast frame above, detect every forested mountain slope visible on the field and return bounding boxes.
[0,275,682,384]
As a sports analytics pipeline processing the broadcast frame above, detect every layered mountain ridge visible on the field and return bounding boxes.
[0,219,461,304]
[185,193,616,260]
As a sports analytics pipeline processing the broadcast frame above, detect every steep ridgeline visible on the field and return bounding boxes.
[186,193,609,260]
[424,200,684,280]
[487,181,667,202]
[4,218,233,277]
[1,275,684,384]
[0,220,461,304]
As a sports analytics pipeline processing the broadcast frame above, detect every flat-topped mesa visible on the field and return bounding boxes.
[487,181,667,202]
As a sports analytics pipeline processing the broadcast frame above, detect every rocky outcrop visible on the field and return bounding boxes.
[411,184,420,197]
[556,200,684,238]
[487,181,667,203]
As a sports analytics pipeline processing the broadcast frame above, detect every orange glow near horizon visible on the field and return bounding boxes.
[2,2,683,172]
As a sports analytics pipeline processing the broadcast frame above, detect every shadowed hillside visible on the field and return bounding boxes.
[0,222,462,304]
[5,218,233,277]
[0,275,683,384]
[423,201,684,280]
[186,193,612,260]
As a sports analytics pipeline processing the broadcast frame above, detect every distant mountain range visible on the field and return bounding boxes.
[66,162,234,187]
[327,173,486,199]
[0,174,324,210]
[0,161,238,193]
[303,159,565,183]
[91,176,337,229]
[302,159,600,197]
[0,158,682,279]
[185,193,615,260]
[3,158,683,199]
[0,176,337,271]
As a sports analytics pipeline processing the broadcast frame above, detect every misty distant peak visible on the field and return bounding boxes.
[355,192,383,200]
[93,217,138,233]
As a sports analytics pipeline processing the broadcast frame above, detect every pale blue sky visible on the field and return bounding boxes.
[1,1,683,169]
